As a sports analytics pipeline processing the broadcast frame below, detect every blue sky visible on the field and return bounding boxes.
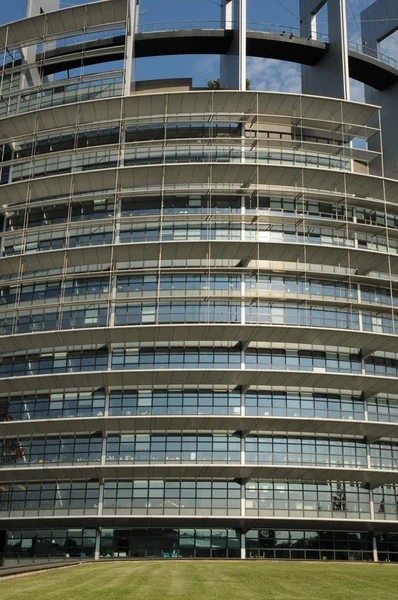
[1,0,396,97]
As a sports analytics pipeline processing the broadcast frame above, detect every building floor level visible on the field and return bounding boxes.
[2,528,398,564]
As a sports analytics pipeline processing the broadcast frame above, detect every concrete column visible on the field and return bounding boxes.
[300,0,350,99]
[365,436,372,470]
[369,486,375,520]
[101,435,107,466]
[361,0,398,180]
[108,276,117,329]
[241,531,246,559]
[94,483,104,560]
[0,213,7,256]
[369,486,378,562]
[363,393,369,421]
[372,534,379,563]
[220,0,247,90]
[104,387,110,417]
[125,0,140,94]
[240,476,246,559]
[94,530,101,561]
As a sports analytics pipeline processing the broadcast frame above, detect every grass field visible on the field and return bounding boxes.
[1,561,398,600]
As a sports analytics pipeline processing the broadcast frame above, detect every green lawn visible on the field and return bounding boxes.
[1,561,397,600]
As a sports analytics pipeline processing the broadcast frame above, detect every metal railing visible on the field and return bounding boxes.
[348,40,398,71]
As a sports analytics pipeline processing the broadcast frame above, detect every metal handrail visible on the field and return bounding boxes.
[348,40,398,71]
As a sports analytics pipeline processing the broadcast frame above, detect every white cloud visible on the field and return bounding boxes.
[193,55,219,86]
[247,57,301,93]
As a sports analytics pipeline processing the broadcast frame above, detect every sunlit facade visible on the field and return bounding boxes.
[1,0,398,564]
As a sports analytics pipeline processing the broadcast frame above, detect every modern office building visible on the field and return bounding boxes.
[0,0,398,564]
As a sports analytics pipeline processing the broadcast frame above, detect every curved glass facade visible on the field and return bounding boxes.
[0,0,398,566]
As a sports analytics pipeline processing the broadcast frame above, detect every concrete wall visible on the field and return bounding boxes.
[361,0,398,179]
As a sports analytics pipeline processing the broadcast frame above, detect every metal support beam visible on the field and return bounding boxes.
[300,0,350,99]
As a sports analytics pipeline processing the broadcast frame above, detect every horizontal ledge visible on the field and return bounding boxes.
[0,0,128,48]
[0,213,394,240]
[0,162,396,206]
[0,261,394,290]
[0,91,377,145]
[1,287,397,314]
[0,463,397,486]
[0,413,397,440]
[0,323,397,354]
[0,514,397,533]
[0,368,396,395]
[0,240,395,276]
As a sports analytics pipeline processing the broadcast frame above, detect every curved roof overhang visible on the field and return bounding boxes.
[0,323,397,355]
[0,91,378,143]
[1,163,396,208]
[0,514,396,534]
[1,413,397,440]
[0,369,396,395]
[0,462,397,486]
[0,239,396,278]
